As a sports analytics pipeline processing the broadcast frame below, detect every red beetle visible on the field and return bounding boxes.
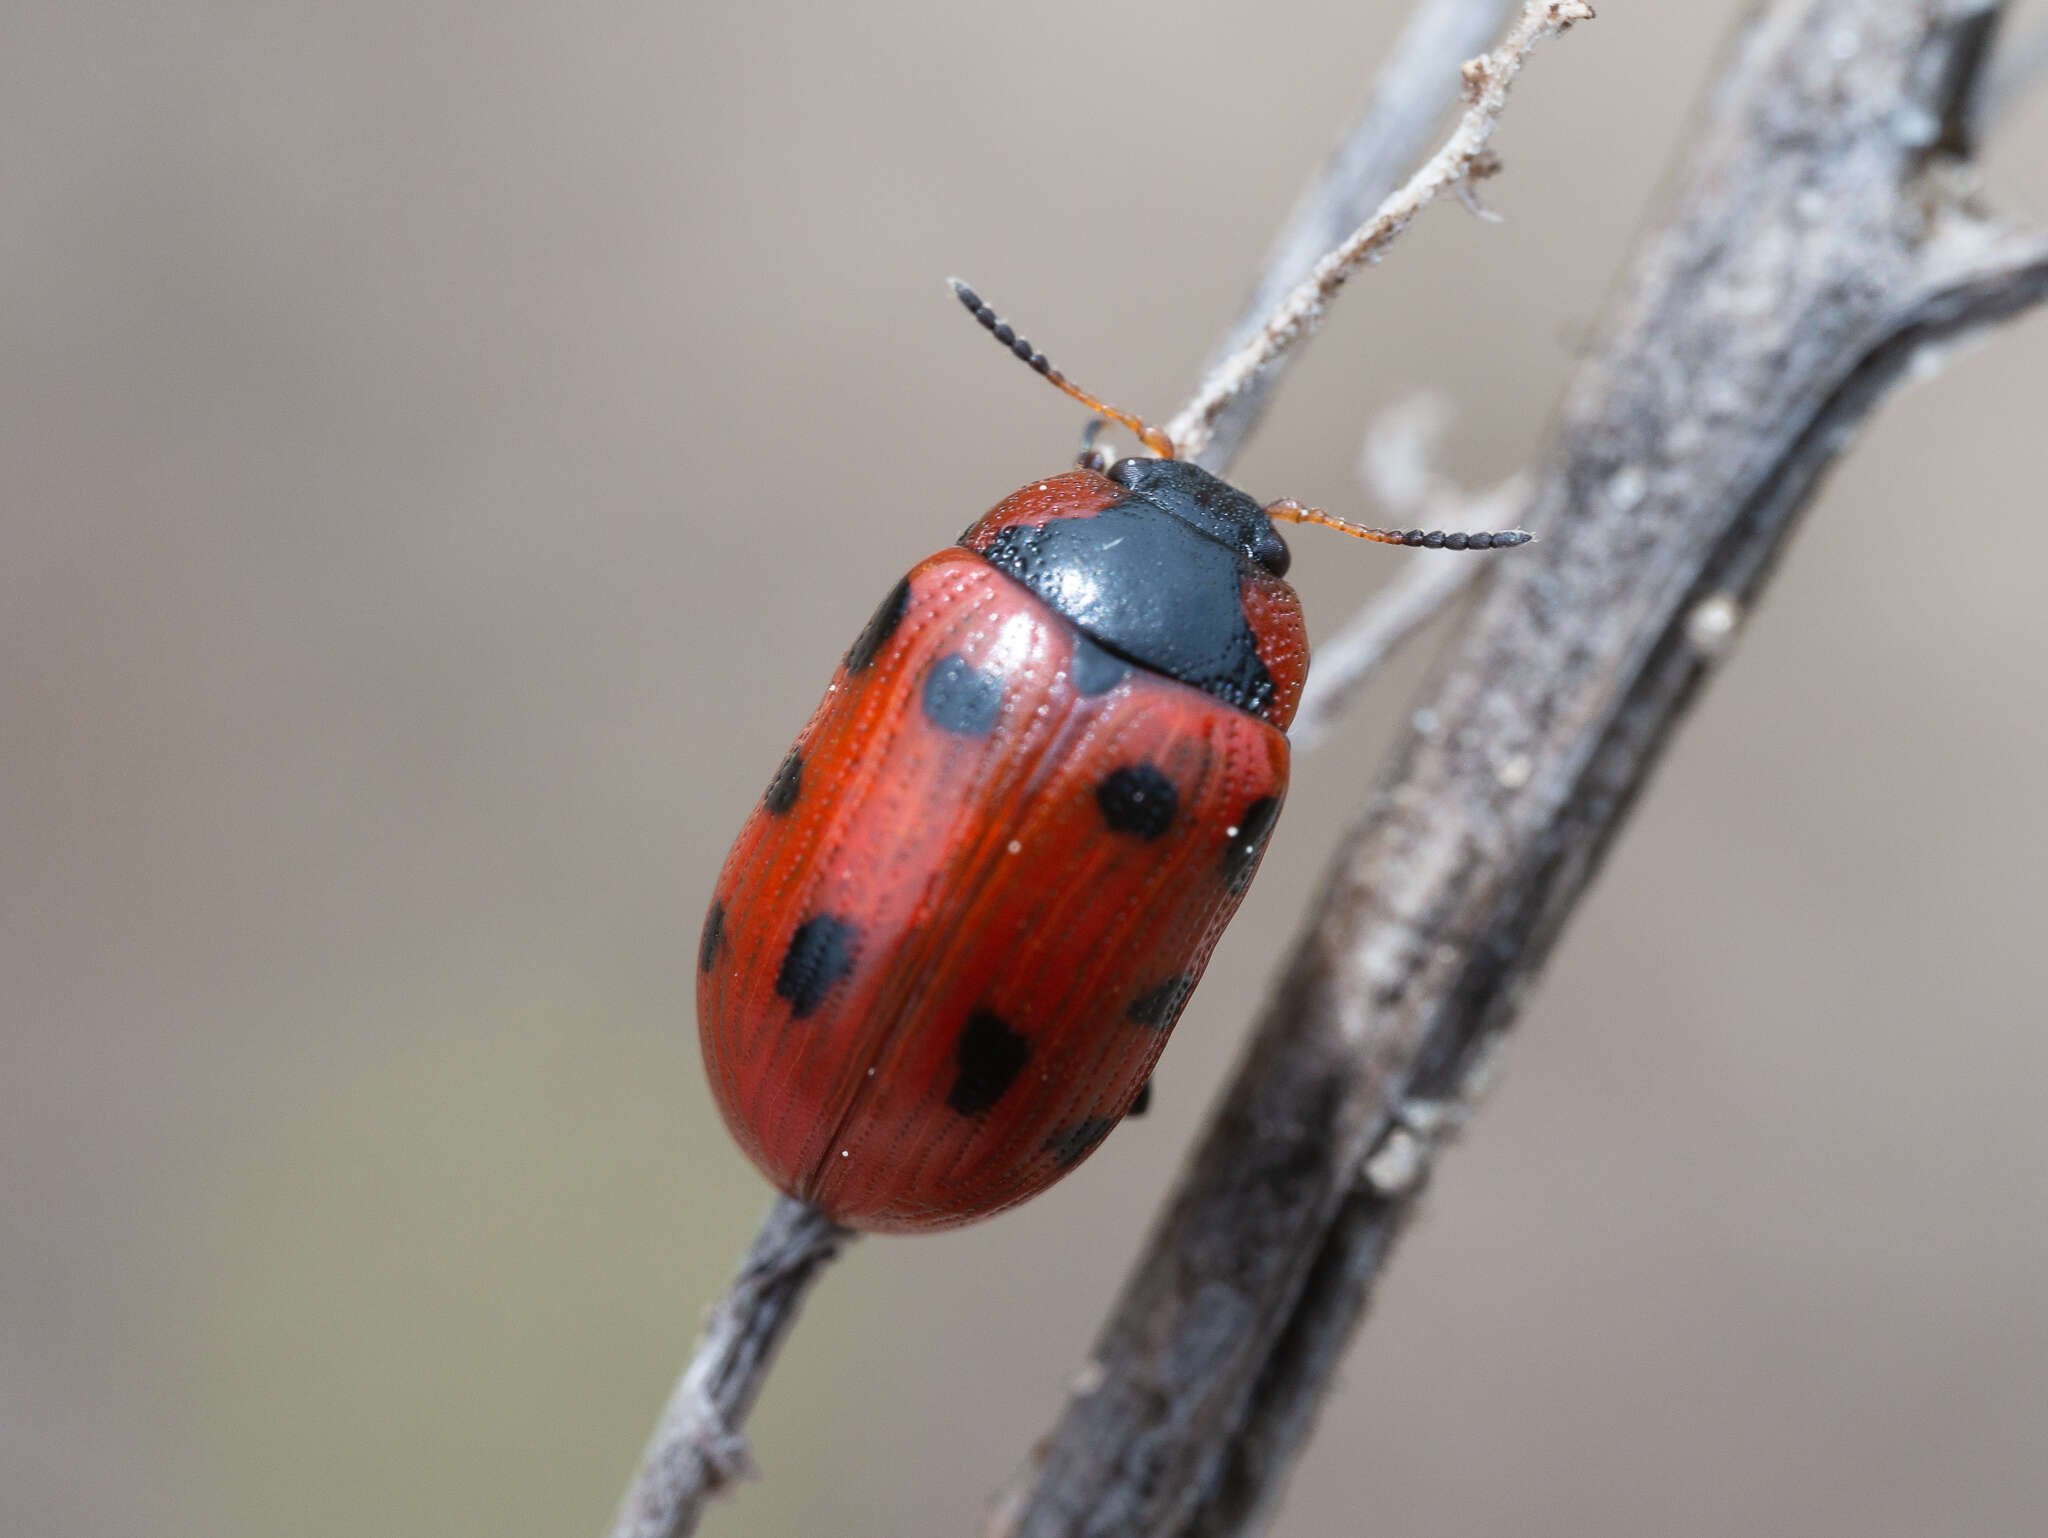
[697,284,1528,1232]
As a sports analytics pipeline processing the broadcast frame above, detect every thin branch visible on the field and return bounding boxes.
[991,5,2045,1537]
[1191,0,1524,472]
[1164,0,1596,465]
[1288,557,1478,752]
[1291,395,1529,750]
[608,1198,852,1538]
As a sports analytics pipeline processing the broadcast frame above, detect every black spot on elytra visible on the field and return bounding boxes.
[1223,795,1282,893]
[775,914,857,1018]
[844,576,911,673]
[1129,1079,1152,1118]
[1069,634,1132,696]
[764,749,803,814]
[946,1009,1029,1115]
[922,653,1004,736]
[1044,1116,1115,1168]
[1097,762,1178,839]
[698,900,724,974]
[1126,973,1192,1029]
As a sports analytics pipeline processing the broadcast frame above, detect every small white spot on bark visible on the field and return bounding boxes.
[1335,992,1373,1046]
[1363,1129,1427,1197]
[1347,929,1413,1037]
[1398,1098,1461,1139]
[1890,101,1940,149]
[1605,464,1647,513]
[1685,592,1742,656]
[1495,753,1533,789]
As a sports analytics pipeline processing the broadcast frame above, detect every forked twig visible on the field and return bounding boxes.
[1292,396,1531,750]
[1192,0,1523,471]
[1164,0,1596,463]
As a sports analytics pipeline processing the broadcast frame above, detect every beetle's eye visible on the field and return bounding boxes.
[1108,457,1146,488]
[1255,527,1291,576]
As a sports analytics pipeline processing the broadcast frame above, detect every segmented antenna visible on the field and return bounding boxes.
[1264,499,1533,551]
[949,279,1177,460]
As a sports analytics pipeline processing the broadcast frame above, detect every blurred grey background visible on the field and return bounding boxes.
[6,3,2047,1535]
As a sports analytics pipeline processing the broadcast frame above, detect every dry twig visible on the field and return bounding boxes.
[607,1199,849,1538]
[1288,550,1481,753]
[1163,0,1596,464]
[1191,0,1523,472]
[1290,396,1529,750]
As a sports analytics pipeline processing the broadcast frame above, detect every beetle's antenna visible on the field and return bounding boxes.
[949,278,1177,460]
[1264,499,1534,551]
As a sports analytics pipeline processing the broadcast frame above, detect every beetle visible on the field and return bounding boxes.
[697,282,1529,1232]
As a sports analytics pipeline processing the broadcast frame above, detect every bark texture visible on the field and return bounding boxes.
[608,1198,849,1538]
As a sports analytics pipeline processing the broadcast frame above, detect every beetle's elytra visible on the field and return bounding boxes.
[697,283,1529,1232]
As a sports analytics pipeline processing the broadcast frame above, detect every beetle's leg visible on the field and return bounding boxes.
[1076,418,1114,474]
